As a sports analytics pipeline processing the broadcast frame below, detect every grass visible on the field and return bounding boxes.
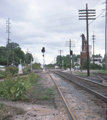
[30,84,55,101]
[38,87,55,100]
[97,70,107,74]
[79,73,94,76]
[74,71,94,76]
[0,74,4,77]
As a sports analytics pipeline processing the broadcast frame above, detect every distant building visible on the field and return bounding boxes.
[90,57,103,66]
[74,58,80,66]
[80,34,92,66]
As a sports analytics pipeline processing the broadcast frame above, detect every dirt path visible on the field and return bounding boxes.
[1,71,69,120]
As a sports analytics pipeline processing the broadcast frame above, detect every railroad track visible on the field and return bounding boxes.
[48,72,75,120]
[94,73,107,84]
[52,70,107,102]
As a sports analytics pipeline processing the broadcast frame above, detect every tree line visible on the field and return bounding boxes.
[56,54,105,70]
[0,42,33,66]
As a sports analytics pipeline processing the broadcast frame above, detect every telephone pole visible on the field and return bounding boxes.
[65,40,74,71]
[78,3,96,76]
[92,31,95,69]
[60,50,62,69]
[105,0,107,72]
[6,18,11,67]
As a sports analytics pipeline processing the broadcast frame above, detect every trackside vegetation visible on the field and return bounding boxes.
[0,73,38,100]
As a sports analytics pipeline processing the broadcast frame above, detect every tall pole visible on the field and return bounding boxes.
[92,31,95,69]
[78,3,96,76]
[60,50,62,69]
[86,4,90,76]
[31,58,32,71]
[27,48,28,66]
[6,18,11,67]
[105,0,107,72]
[70,39,71,71]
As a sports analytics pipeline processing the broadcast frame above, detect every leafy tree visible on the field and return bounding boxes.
[14,47,25,65]
[0,46,7,65]
[25,53,33,65]
[0,42,34,66]
[56,54,80,69]
[82,57,103,70]
[6,42,19,48]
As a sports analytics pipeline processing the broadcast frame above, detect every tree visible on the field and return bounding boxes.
[14,47,25,65]
[0,46,7,65]
[82,57,103,70]
[25,53,33,65]
[6,42,19,48]
[0,42,30,66]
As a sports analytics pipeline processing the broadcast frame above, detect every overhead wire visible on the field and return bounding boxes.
[74,8,105,47]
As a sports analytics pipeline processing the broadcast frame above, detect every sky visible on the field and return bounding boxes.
[0,0,105,64]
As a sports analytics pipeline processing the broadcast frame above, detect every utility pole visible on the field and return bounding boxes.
[105,0,107,72]
[60,50,62,69]
[92,31,95,69]
[78,3,96,76]
[69,39,71,71]
[27,48,28,66]
[65,40,74,72]
[6,18,11,67]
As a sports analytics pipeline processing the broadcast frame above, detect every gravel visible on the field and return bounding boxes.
[50,72,107,120]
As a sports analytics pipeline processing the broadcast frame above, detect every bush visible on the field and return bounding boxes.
[27,68,31,72]
[6,67,18,75]
[32,63,41,69]
[0,70,5,77]
[0,73,38,100]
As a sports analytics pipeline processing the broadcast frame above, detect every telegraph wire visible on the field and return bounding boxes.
[74,9,105,47]
[93,0,101,7]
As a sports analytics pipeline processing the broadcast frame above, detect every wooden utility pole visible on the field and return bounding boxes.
[69,39,71,70]
[105,0,107,72]
[92,31,95,69]
[60,50,62,69]
[78,3,96,76]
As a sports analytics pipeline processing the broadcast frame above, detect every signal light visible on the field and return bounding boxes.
[70,50,73,55]
[41,47,45,53]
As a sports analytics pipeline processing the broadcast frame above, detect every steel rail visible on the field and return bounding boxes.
[53,71,107,103]
[48,72,75,120]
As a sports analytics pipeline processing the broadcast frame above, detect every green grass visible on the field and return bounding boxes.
[97,70,107,74]
[30,86,55,100]
[0,74,4,77]
[75,71,94,76]
[38,88,55,100]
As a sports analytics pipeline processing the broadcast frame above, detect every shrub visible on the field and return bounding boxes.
[27,68,31,72]
[0,73,38,100]
[32,63,41,69]
[6,67,18,75]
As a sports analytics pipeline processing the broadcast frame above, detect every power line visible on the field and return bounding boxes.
[89,9,105,25]
[74,9,104,49]
[93,0,101,7]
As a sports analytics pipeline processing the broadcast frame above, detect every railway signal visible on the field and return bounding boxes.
[41,47,45,53]
[41,47,45,71]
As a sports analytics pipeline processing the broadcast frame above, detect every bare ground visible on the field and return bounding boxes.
[0,71,69,120]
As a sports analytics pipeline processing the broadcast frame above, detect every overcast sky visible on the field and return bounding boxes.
[0,0,105,64]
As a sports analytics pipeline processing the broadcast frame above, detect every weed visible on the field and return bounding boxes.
[0,73,38,100]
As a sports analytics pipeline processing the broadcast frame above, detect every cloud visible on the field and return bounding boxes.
[0,0,106,64]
